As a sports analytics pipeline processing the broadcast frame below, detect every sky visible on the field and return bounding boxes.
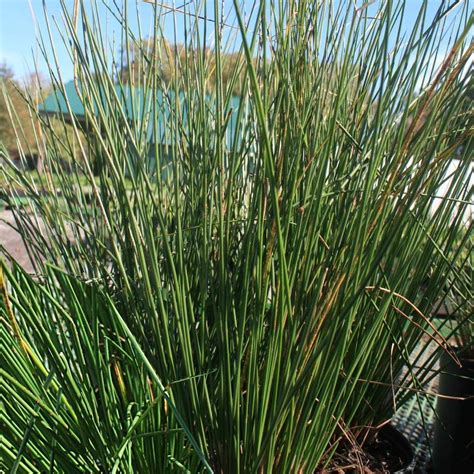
[0,0,244,82]
[0,1,468,83]
[0,0,163,81]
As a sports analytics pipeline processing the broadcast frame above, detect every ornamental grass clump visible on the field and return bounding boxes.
[1,0,473,472]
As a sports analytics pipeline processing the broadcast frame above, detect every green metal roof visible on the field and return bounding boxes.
[38,80,243,147]
[39,80,86,118]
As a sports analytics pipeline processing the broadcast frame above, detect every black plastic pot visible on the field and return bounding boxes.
[432,350,474,473]
[364,424,414,473]
[379,424,415,473]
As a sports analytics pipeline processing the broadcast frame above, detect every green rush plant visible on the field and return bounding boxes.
[1,0,473,472]
[0,263,210,473]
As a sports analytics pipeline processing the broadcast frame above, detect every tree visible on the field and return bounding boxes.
[0,64,86,172]
[119,39,246,95]
[0,63,41,159]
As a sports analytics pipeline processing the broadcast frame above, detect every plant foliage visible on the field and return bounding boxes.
[1,0,473,472]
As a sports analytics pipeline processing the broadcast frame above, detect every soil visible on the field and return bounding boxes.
[320,427,412,473]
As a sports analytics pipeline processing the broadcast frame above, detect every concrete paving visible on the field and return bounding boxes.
[0,210,35,272]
